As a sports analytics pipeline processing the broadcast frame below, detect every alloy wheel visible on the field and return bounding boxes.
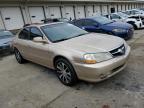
[56,61,72,84]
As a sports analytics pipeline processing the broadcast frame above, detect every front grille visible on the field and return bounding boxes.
[110,44,125,57]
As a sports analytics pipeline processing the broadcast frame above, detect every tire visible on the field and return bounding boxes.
[54,58,78,86]
[128,22,137,30]
[14,48,27,64]
[133,24,137,30]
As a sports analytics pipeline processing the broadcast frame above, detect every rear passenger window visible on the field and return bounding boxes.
[74,20,84,26]
[125,11,131,15]
[30,27,43,40]
[110,14,120,19]
[19,28,30,40]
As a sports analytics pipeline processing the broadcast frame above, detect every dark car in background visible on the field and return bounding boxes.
[43,18,70,23]
[0,30,14,53]
[70,16,134,40]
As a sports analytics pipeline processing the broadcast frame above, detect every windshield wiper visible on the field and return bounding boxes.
[53,33,90,43]
[65,32,90,40]
[53,38,70,43]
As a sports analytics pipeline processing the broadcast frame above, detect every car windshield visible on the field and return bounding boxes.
[41,23,89,42]
[117,12,129,18]
[140,8,144,11]
[92,16,113,25]
[0,31,13,39]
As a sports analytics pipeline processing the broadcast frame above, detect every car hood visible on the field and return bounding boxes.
[57,33,124,53]
[0,38,13,46]
[103,21,132,30]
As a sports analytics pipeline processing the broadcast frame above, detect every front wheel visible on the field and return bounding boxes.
[127,22,137,30]
[54,58,78,86]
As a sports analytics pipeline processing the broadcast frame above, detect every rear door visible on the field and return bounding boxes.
[16,27,31,59]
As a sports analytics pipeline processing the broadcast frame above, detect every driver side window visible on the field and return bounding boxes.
[83,20,98,26]
[110,14,120,19]
[19,27,30,40]
[30,27,43,40]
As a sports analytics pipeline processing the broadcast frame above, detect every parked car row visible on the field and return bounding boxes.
[70,16,134,40]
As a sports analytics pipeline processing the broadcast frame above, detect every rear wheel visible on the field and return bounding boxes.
[54,58,78,86]
[14,48,27,64]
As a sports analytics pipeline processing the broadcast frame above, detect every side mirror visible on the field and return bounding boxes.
[81,27,85,30]
[33,37,48,44]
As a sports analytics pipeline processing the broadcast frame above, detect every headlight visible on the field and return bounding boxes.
[83,52,113,64]
[112,29,127,33]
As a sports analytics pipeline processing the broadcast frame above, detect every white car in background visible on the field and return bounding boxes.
[123,9,144,17]
[105,12,144,29]
[139,8,144,12]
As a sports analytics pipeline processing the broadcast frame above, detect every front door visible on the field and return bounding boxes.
[26,27,51,67]
[17,27,31,59]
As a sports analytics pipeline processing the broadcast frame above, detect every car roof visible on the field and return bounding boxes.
[112,12,127,15]
[75,16,103,20]
[127,9,140,11]
[24,22,65,28]
[88,16,106,20]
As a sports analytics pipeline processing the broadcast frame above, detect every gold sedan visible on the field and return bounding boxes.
[12,22,130,86]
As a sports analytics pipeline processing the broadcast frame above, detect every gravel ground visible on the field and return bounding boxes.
[0,30,144,108]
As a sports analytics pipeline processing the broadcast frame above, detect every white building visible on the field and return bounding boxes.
[0,0,144,30]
